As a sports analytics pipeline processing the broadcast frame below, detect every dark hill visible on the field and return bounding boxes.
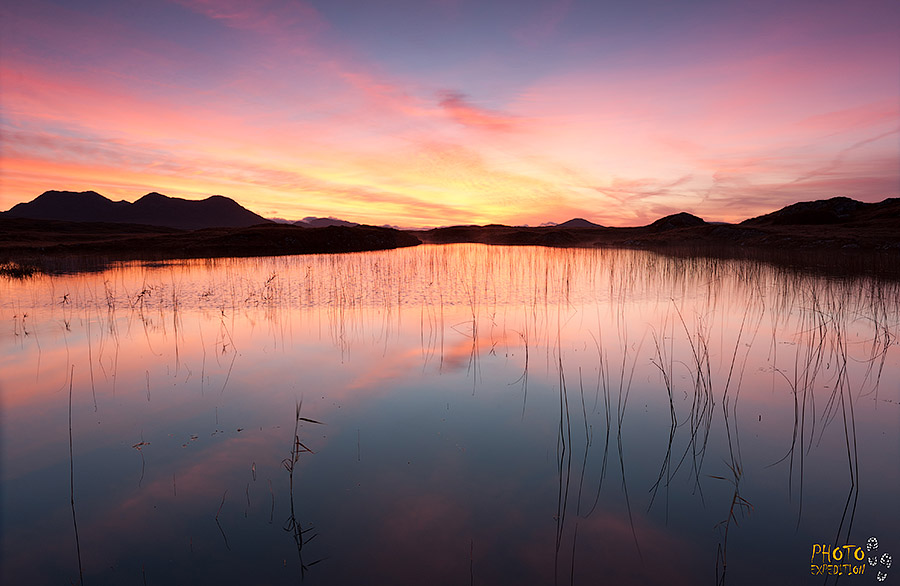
[3,190,270,229]
[649,212,706,231]
[557,218,603,228]
[417,197,899,251]
[740,196,899,226]
[861,198,900,221]
[127,192,269,229]
[3,190,130,223]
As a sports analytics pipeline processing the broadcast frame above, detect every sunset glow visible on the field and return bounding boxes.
[2,0,898,226]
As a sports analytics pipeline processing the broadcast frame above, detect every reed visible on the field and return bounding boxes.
[68,365,84,586]
[280,400,323,578]
[647,323,677,520]
[553,355,573,585]
[215,489,230,550]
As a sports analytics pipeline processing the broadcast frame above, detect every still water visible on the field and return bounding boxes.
[1,244,898,585]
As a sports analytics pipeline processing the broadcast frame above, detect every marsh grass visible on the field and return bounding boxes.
[0,261,39,278]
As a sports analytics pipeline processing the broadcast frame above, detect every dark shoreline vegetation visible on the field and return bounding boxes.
[413,215,900,280]
[1,192,897,278]
[416,195,900,252]
[2,217,897,282]
[0,218,422,274]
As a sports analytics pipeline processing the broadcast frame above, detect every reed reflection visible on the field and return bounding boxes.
[0,244,897,585]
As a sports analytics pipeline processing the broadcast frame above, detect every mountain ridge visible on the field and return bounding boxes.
[5,191,898,231]
[418,196,900,251]
[295,216,360,228]
[2,190,271,230]
[555,218,604,228]
[741,196,900,226]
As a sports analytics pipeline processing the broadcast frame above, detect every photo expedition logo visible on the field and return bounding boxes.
[810,537,892,581]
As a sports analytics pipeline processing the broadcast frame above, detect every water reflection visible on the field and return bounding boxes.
[1,244,897,585]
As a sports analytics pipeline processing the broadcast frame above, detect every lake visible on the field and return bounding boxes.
[1,244,897,585]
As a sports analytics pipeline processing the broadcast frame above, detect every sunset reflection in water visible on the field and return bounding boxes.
[1,244,898,585]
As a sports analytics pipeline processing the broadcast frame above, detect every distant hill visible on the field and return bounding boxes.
[417,196,900,251]
[295,216,359,228]
[649,212,705,231]
[742,196,900,226]
[2,190,270,230]
[557,218,604,228]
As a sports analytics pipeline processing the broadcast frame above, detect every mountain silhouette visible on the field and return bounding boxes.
[417,196,899,251]
[295,216,359,228]
[2,190,270,230]
[556,218,604,228]
[741,196,900,226]
[649,212,706,231]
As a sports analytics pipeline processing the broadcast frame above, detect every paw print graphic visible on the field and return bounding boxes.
[867,537,892,582]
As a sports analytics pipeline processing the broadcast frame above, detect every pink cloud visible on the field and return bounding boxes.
[792,99,900,135]
[2,0,896,225]
[438,91,519,132]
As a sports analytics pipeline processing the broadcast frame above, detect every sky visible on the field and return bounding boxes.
[1,0,898,227]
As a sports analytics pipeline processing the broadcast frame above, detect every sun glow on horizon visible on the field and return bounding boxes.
[1,0,898,227]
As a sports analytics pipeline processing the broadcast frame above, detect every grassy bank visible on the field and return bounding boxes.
[0,218,422,274]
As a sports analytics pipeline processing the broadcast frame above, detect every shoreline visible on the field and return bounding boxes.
[2,216,898,281]
[0,218,421,271]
